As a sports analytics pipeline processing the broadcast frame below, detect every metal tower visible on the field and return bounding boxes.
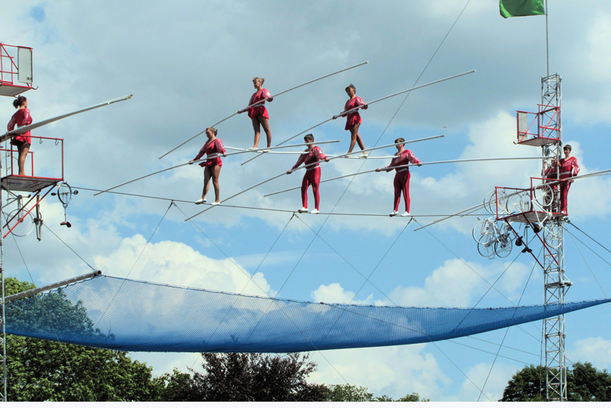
[472,73,568,401]
[539,73,568,401]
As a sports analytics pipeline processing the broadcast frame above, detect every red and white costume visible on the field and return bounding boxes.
[386,149,420,213]
[7,108,33,145]
[193,138,226,168]
[247,88,273,119]
[343,96,367,130]
[291,146,328,211]
[558,156,580,213]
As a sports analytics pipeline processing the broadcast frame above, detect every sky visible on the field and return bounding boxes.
[2,0,611,402]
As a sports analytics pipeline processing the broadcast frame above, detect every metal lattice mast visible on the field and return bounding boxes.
[540,73,568,401]
[0,160,6,402]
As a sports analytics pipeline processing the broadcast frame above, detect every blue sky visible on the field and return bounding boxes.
[2,0,611,401]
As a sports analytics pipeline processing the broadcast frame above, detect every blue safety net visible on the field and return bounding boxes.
[6,275,610,352]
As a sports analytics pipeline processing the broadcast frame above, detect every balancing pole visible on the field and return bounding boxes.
[95,140,341,196]
[264,155,542,197]
[241,69,475,166]
[158,62,369,160]
[184,161,323,221]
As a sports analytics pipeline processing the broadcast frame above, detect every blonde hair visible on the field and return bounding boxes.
[253,77,265,85]
[207,127,218,136]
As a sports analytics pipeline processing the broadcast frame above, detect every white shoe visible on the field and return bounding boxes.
[401,212,411,217]
[261,148,271,153]
[310,209,319,214]
[298,207,308,213]
[389,211,398,217]
[211,201,220,206]
[360,151,368,158]
[195,197,207,205]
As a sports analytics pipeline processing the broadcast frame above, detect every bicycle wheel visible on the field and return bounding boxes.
[533,183,554,209]
[57,182,73,206]
[472,218,496,244]
[5,207,34,237]
[496,233,513,258]
[477,234,497,258]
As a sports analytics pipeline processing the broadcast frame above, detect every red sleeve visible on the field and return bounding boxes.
[572,157,580,176]
[23,108,32,126]
[292,153,307,170]
[356,96,367,110]
[262,88,273,102]
[313,146,327,161]
[193,144,207,161]
[406,150,420,164]
[7,114,16,132]
[216,138,226,155]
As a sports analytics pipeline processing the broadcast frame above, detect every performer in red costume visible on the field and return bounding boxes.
[558,144,580,214]
[333,84,368,156]
[376,138,421,217]
[189,127,226,205]
[7,95,33,176]
[287,134,329,214]
[237,77,273,150]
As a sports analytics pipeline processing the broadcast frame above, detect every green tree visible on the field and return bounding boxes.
[325,384,374,401]
[501,363,611,401]
[4,277,163,401]
[162,352,327,401]
[324,384,428,402]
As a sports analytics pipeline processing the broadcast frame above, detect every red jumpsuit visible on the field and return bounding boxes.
[247,88,273,119]
[386,149,420,213]
[7,108,33,145]
[343,96,367,130]
[291,146,327,211]
[558,156,580,213]
[193,138,226,168]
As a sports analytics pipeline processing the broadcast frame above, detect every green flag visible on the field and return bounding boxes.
[500,0,545,18]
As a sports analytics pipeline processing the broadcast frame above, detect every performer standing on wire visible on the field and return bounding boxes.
[558,144,580,214]
[237,77,273,150]
[7,96,33,176]
[376,138,421,217]
[189,127,226,205]
[287,134,329,214]
[333,84,368,156]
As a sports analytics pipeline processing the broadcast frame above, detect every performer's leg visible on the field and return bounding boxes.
[393,173,401,212]
[251,117,262,148]
[17,143,30,176]
[403,172,411,213]
[561,181,571,213]
[202,166,212,199]
[311,167,321,210]
[211,165,222,203]
[301,175,310,209]
[259,116,272,148]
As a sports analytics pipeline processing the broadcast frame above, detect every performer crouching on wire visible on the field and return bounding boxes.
[376,138,421,217]
[7,96,33,176]
[333,84,368,157]
[287,134,329,214]
[237,77,273,151]
[189,127,226,206]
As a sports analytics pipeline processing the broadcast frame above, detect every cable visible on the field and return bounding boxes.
[95,201,173,327]
[43,224,96,271]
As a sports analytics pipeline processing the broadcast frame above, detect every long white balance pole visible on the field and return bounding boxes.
[1,95,133,142]
[264,156,542,197]
[95,140,341,196]
[158,62,369,160]
[241,70,475,166]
